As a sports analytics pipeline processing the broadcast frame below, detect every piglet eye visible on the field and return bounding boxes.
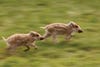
[35,34,39,37]
[75,25,78,28]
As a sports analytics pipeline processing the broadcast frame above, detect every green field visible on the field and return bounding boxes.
[0,0,100,67]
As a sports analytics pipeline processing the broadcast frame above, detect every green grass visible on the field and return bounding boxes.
[0,0,100,67]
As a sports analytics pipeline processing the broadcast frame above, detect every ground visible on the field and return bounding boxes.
[0,0,100,67]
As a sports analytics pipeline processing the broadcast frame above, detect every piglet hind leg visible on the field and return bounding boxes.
[6,45,17,55]
[43,31,52,39]
[52,34,58,44]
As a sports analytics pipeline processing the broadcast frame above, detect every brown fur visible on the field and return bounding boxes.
[2,31,43,52]
[41,21,83,43]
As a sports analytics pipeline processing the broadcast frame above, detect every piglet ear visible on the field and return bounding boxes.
[67,21,75,27]
[69,21,75,24]
[29,31,35,36]
[67,21,73,25]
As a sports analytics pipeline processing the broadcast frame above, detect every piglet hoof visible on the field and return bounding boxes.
[24,49,29,52]
[34,47,38,50]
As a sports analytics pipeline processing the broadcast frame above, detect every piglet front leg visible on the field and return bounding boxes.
[24,44,30,52]
[65,34,72,41]
[30,43,38,49]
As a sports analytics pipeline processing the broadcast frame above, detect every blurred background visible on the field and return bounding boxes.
[0,0,100,67]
